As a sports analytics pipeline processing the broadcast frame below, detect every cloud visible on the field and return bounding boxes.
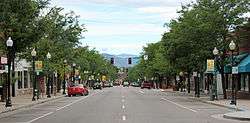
[51,0,193,8]
[50,0,194,54]
[85,23,165,37]
[86,43,149,55]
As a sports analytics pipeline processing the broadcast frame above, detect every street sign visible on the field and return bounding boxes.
[232,67,238,74]
[193,72,197,77]
[0,57,7,64]
[207,59,214,72]
[176,76,180,81]
[35,61,43,72]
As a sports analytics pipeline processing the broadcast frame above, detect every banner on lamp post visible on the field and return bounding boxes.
[102,75,106,81]
[207,59,214,72]
[35,61,43,72]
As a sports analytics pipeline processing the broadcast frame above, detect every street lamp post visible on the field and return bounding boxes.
[31,49,37,101]
[54,71,57,96]
[72,63,76,84]
[143,55,148,82]
[63,60,67,94]
[6,37,13,107]
[46,52,51,98]
[229,40,236,105]
[179,72,184,92]
[212,47,219,101]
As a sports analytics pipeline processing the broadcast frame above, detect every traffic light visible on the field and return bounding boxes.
[111,58,114,64]
[128,57,132,64]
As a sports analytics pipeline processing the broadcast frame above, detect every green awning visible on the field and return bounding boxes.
[224,53,249,74]
[238,55,250,73]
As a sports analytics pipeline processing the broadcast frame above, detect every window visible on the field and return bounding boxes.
[18,71,23,89]
[24,71,28,88]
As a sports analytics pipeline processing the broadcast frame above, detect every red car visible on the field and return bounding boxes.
[68,84,89,97]
[141,81,152,89]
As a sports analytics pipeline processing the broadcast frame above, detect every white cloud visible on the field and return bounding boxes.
[138,6,176,14]
[50,0,194,54]
[85,43,148,55]
[52,0,194,8]
[85,23,165,37]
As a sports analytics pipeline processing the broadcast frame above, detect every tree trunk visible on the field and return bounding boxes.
[187,72,191,93]
[1,73,7,102]
[174,73,179,91]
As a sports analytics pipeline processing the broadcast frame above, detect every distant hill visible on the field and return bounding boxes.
[102,53,140,68]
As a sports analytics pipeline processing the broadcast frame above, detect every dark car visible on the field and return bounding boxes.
[67,84,89,97]
[141,81,152,89]
[93,82,102,90]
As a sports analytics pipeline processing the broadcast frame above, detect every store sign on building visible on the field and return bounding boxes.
[0,57,7,64]
[232,67,238,74]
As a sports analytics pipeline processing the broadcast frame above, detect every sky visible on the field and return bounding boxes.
[51,0,193,55]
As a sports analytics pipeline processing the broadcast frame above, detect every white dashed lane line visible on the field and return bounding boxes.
[26,112,53,123]
[122,115,126,121]
[139,90,144,94]
[27,91,100,123]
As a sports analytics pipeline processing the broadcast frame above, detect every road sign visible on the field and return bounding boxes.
[0,57,7,64]
[232,67,238,74]
[193,72,197,77]
[35,61,43,72]
[207,59,214,72]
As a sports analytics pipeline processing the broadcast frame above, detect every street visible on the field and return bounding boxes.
[0,87,247,123]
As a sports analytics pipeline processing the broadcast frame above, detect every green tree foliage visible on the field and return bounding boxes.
[128,0,249,93]
[0,0,50,54]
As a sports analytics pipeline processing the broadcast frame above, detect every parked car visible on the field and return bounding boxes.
[123,81,130,87]
[109,82,113,87]
[131,82,140,87]
[103,82,110,87]
[93,82,102,90]
[113,82,120,86]
[141,81,152,89]
[67,84,89,97]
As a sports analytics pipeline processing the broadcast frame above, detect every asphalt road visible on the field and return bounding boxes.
[0,86,248,123]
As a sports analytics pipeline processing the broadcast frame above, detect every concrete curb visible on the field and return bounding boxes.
[223,111,250,121]
[189,97,244,111]
[0,95,65,114]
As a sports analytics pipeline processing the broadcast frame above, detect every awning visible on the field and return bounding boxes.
[238,55,250,73]
[224,53,249,74]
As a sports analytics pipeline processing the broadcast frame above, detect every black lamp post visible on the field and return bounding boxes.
[6,37,13,107]
[211,47,219,101]
[46,52,51,98]
[179,72,184,92]
[63,60,67,94]
[72,63,76,84]
[229,40,236,105]
[31,48,37,101]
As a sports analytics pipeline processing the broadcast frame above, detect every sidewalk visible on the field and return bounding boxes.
[0,93,65,114]
[161,88,250,121]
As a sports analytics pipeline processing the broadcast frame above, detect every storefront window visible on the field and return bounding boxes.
[24,71,28,88]
[18,71,23,89]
